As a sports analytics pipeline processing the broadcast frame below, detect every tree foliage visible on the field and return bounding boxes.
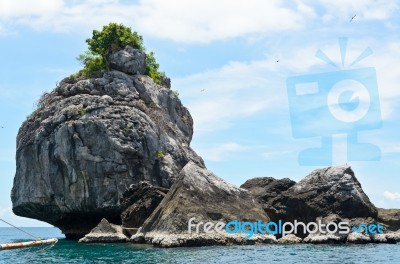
[77,23,165,83]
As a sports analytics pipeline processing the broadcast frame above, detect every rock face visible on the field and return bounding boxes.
[277,234,302,244]
[106,46,146,75]
[133,162,269,247]
[377,208,400,231]
[240,177,295,220]
[11,46,204,239]
[120,181,168,228]
[243,165,377,223]
[346,231,371,244]
[79,218,128,243]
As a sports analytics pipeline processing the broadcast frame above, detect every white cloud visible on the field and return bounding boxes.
[176,59,286,132]
[315,0,399,21]
[0,0,316,42]
[262,150,293,158]
[0,0,64,16]
[0,206,12,218]
[133,0,316,43]
[195,142,244,161]
[383,191,400,201]
[174,35,400,136]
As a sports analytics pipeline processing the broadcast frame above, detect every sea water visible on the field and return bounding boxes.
[1,227,399,263]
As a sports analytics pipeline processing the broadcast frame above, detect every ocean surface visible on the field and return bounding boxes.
[0,227,399,263]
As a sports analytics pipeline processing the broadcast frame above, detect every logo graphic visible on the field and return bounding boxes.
[188,218,383,239]
[287,37,382,165]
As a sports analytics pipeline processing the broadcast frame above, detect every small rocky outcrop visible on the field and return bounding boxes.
[385,231,400,243]
[346,232,371,244]
[106,46,146,75]
[302,214,347,244]
[377,208,400,231]
[277,234,302,244]
[120,181,168,228]
[243,165,377,223]
[79,218,128,243]
[132,162,269,247]
[11,46,204,239]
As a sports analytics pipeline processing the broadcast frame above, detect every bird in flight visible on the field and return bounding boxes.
[200,89,205,92]
[350,14,356,22]
[275,59,280,63]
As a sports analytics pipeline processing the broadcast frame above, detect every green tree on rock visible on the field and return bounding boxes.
[77,23,165,84]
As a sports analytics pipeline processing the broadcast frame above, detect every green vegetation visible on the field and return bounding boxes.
[156,150,164,159]
[79,107,86,117]
[77,23,165,83]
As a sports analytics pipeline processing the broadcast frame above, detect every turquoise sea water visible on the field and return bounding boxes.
[1,227,400,263]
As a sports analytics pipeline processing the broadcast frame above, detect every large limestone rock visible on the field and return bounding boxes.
[244,165,377,223]
[79,218,128,243]
[11,46,204,239]
[132,162,269,247]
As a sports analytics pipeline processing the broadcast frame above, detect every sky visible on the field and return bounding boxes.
[0,0,400,227]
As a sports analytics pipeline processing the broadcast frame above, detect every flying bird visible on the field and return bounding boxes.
[350,14,356,22]
[275,59,280,63]
[200,89,205,92]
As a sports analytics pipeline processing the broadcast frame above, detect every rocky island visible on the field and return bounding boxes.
[11,23,400,247]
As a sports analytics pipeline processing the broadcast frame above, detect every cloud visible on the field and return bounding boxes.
[176,59,286,133]
[133,0,316,43]
[0,206,12,218]
[176,36,400,135]
[0,0,316,42]
[383,191,400,201]
[195,142,245,161]
[315,0,399,21]
[0,0,134,33]
[262,150,293,159]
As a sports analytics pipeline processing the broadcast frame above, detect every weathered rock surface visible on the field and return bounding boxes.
[106,46,146,75]
[243,165,377,223]
[346,231,371,243]
[277,234,302,244]
[12,46,204,239]
[347,230,400,244]
[240,177,295,221]
[377,208,400,231]
[370,233,388,243]
[385,231,400,243]
[79,218,128,243]
[132,162,269,247]
[120,181,168,228]
[302,214,347,244]
[303,233,344,244]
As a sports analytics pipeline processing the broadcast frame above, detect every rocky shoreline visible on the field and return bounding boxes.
[79,163,400,247]
[11,45,400,247]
